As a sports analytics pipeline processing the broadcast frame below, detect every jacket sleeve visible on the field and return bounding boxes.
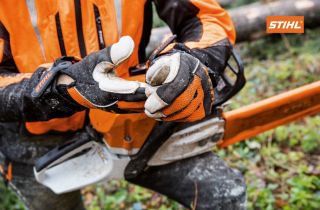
[0,22,82,122]
[153,0,236,74]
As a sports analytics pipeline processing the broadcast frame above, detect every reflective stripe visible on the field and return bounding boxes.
[25,0,46,61]
[93,5,106,50]
[114,0,122,36]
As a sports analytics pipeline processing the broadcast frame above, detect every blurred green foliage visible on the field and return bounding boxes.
[83,181,184,210]
[152,3,166,28]
[217,28,320,210]
[0,182,25,210]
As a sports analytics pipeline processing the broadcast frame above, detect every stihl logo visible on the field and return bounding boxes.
[266,16,304,34]
[269,21,302,29]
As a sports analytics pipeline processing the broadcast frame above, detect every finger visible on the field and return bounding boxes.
[144,91,168,115]
[144,109,166,119]
[162,85,204,121]
[162,76,201,116]
[110,36,134,65]
[93,36,134,82]
[98,73,147,94]
[92,61,115,82]
[180,103,206,122]
[153,59,192,107]
[144,71,191,114]
[116,89,147,102]
[145,85,158,97]
[146,53,180,86]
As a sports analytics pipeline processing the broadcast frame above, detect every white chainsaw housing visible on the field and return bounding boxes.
[34,141,130,194]
[148,118,224,166]
[34,117,224,194]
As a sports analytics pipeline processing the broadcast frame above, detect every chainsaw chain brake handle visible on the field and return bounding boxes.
[212,47,246,106]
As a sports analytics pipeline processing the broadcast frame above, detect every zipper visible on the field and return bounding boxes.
[93,5,105,50]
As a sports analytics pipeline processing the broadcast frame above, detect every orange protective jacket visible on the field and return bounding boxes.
[0,0,235,136]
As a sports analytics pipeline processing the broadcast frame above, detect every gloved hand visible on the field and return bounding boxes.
[144,52,215,122]
[33,36,146,113]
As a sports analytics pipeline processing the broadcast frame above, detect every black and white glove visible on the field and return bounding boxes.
[144,52,215,122]
[33,36,146,113]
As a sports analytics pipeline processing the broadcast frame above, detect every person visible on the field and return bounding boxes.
[0,0,246,209]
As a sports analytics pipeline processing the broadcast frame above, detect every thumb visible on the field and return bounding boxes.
[146,53,180,86]
[110,36,134,66]
[94,36,148,95]
[93,36,134,83]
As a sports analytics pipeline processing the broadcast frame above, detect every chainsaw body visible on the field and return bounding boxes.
[34,116,225,194]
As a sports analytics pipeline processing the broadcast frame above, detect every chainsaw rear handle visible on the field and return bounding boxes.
[213,47,246,106]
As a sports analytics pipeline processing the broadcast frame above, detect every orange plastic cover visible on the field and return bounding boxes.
[90,74,156,153]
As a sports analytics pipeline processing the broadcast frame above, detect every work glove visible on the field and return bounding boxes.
[144,52,215,122]
[33,36,146,113]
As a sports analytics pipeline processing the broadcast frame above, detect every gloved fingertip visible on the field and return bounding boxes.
[144,93,167,114]
[110,36,134,65]
[145,85,157,97]
[92,62,114,83]
[146,58,169,86]
[144,110,166,119]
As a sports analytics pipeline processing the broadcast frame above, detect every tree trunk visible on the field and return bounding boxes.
[232,0,320,42]
[147,0,320,54]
